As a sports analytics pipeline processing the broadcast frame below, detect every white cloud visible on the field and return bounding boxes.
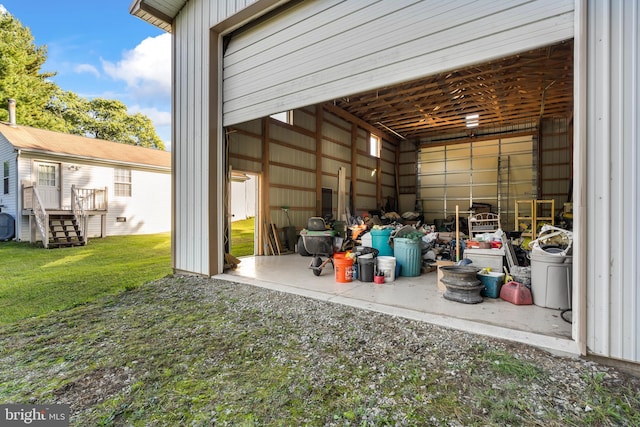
[101,33,172,149]
[128,105,172,127]
[74,63,100,78]
[101,33,171,102]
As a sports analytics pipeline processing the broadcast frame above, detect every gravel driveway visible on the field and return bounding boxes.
[1,275,638,426]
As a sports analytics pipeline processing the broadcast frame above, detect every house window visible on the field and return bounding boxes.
[114,168,131,197]
[369,134,381,158]
[270,110,293,125]
[37,164,56,187]
[3,161,8,194]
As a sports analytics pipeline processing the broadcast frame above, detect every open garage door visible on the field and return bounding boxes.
[223,0,574,127]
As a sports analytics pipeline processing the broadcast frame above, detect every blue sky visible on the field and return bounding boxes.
[1,1,172,149]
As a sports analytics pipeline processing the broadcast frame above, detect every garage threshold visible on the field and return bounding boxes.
[216,254,580,357]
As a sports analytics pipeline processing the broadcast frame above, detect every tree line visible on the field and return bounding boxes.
[0,10,165,150]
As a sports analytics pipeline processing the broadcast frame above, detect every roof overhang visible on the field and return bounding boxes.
[17,147,171,173]
[129,0,186,32]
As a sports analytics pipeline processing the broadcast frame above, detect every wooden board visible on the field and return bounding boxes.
[271,223,282,255]
[263,221,275,255]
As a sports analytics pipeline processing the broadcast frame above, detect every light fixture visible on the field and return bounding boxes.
[466,114,479,128]
[371,168,377,177]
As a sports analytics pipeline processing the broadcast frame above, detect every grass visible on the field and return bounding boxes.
[0,232,639,425]
[0,233,171,325]
[231,217,255,257]
[2,276,638,426]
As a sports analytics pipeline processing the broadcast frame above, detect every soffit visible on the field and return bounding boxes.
[129,0,186,32]
[332,40,574,143]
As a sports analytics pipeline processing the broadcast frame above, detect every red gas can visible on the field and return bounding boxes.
[499,281,533,305]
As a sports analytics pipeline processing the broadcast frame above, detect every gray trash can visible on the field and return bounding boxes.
[530,249,572,309]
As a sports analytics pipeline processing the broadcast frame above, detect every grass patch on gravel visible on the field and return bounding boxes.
[1,276,638,426]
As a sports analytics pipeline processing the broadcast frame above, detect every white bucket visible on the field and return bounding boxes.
[377,256,396,282]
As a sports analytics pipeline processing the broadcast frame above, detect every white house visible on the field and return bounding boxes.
[130,0,640,368]
[0,119,171,247]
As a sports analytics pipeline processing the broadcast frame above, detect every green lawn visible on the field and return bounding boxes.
[231,217,255,257]
[0,223,254,326]
[0,233,172,325]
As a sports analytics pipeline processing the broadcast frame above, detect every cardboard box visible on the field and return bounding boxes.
[435,260,455,292]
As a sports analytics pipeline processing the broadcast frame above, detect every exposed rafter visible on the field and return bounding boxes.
[333,40,573,141]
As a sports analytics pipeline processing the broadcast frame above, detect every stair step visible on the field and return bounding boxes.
[46,213,85,247]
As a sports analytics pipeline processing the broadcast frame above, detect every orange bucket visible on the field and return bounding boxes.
[333,253,353,283]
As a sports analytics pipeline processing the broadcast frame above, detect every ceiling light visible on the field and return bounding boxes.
[466,113,479,128]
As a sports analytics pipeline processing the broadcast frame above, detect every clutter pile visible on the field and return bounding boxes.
[297,203,573,316]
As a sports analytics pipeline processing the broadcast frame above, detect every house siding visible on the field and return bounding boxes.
[14,155,170,242]
[0,135,17,221]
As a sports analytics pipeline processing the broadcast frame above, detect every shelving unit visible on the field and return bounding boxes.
[514,199,555,239]
[534,200,555,229]
[468,212,501,238]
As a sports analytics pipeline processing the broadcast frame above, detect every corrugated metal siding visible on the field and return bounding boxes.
[586,0,640,363]
[417,137,534,227]
[223,105,397,228]
[172,0,276,274]
[223,0,575,126]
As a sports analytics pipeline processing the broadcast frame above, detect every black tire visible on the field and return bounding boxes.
[311,257,323,276]
[298,236,311,256]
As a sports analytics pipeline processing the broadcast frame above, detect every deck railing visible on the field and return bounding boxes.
[71,185,88,246]
[74,187,108,211]
[22,185,108,212]
[22,183,49,248]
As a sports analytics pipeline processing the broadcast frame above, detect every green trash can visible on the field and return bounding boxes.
[393,237,421,277]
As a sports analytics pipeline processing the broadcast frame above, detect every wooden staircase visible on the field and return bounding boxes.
[48,214,85,248]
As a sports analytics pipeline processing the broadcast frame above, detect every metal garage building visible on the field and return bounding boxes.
[130,0,640,368]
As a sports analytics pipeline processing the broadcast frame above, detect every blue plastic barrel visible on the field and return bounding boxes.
[370,228,393,256]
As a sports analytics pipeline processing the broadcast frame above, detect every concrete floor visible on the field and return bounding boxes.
[216,253,579,356]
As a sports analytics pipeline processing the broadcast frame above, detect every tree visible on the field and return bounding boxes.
[47,92,165,150]
[0,10,165,150]
[0,11,66,130]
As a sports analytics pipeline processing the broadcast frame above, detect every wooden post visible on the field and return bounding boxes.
[455,205,460,262]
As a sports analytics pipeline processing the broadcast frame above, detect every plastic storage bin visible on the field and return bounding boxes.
[463,248,505,271]
[478,272,505,298]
